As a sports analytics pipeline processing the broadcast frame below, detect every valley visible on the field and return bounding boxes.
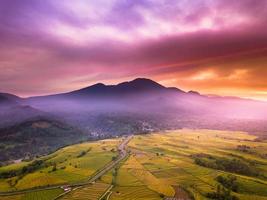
[1,129,267,200]
[1,79,267,167]
[1,1,267,199]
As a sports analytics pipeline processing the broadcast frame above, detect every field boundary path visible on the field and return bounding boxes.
[99,185,113,200]
[0,135,133,198]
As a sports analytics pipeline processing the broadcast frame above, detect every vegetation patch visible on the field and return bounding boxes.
[216,175,239,192]
[0,160,44,179]
[21,188,63,200]
[206,185,239,200]
[1,129,267,200]
[0,138,119,192]
[76,148,91,158]
[193,153,259,177]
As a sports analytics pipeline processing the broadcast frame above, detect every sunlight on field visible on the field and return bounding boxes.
[123,155,174,196]
[16,172,65,190]
[1,129,267,200]
[0,138,120,192]
[111,186,162,200]
[21,189,64,200]
[61,182,110,200]
[0,188,63,200]
[0,195,23,200]
[124,129,267,200]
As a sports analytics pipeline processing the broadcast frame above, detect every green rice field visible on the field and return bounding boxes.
[0,138,120,192]
[1,129,267,200]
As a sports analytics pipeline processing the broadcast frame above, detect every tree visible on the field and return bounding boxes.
[52,163,57,171]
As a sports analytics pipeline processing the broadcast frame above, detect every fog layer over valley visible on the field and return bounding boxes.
[1,78,267,163]
[26,78,267,134]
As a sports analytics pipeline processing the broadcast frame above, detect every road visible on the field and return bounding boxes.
[0,135,133,197]
[87,134,132,183]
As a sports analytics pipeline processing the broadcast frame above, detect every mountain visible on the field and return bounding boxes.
[1,78,267,163]
[68,78,167,96]
[14,78,261,121]
[2,78,267,136]
[27,78,184,101]
[0,93,51,128]
[0,105,52,128]
[26,78,189,113]
[2,78,267,123]
[23,78,267,134]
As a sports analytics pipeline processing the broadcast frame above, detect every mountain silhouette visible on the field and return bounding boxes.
[63,78,183,98]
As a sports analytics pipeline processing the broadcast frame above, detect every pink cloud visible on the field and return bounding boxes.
[0,0,267,98]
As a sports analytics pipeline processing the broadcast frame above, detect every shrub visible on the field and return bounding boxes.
[77,151,87,158]
[206,185,239,200]
[216,175,239,192]
[52,163,57,171]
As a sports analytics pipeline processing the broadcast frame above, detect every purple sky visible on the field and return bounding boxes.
[0,0,267,99]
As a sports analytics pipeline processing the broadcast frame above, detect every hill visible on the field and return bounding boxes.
[0,104,52,128]
[0,119,88,164]
[0,93,20,105]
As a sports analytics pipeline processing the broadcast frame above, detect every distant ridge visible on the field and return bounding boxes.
[1,77,267,143]
[116,78,165,90]
[0,93,20,105]
[24,78,185,100]
[1,78,266,104]
[66,78,167,96]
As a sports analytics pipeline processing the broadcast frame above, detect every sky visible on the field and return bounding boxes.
[0,0,267,100]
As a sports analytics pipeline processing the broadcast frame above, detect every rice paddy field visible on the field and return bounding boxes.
[112,129,267,200]
[0,188,63,200]
[0,138,120,192]
[61,182,111,200]
[1,129,267,200]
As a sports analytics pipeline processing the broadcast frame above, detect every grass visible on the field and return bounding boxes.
[1,129,267,200]
[0,162,30,174]
[0,138,120,192]
[109,154,174,199]
[110,186,162,200]
[100,170,113,184]
[21,188,63,200]
[0,188,63,200]
[0,195,23,200]
[15,172,65,190]
[125,129,267,200]
[61,182,110,200]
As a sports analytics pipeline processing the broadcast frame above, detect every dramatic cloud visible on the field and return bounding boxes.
[0,0,267,99]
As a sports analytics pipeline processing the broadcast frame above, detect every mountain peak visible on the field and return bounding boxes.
[65,78,166,97]
[188,90,200,95]
[90,83,106,88]
[71,83,106,94]
[117,78,165,90]
[131,78,158,83]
